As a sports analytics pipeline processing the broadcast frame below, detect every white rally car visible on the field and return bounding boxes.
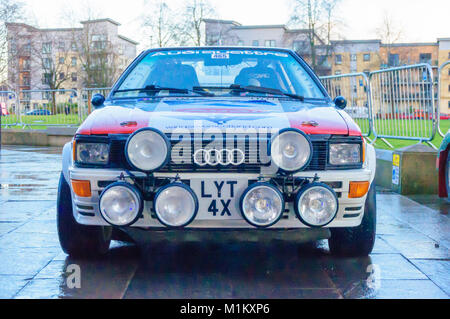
[58,47,377,258]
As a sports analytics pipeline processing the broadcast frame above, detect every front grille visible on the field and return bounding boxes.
[109,133,330,173]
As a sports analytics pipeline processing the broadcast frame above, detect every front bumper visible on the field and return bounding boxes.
[69,167,372,229]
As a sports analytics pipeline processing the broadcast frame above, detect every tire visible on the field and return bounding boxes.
[57,172,112,258]
[328,183,376,257]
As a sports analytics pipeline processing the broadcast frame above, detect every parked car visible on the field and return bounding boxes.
[437,131,450,199]
[26,109,51,116]
[58,47,377,258]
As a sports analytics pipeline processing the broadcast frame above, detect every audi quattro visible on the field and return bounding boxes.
[57,47,377,258]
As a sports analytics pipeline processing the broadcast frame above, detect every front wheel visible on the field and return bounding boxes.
[328,183,376,257]
[57,172,112,258]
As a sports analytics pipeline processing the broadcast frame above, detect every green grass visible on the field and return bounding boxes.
[2,115,449,150]
[1,114,82,130]
[356,119,450,150]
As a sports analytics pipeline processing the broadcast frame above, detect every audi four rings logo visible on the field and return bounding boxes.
[193,149,245,166]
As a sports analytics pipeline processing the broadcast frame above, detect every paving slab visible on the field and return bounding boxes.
[409,260,450,295]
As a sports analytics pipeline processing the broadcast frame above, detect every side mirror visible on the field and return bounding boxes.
[334,96,347,110]
[91,93,105,109]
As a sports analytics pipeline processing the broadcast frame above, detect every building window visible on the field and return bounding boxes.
[71,42,77,51]
[335,70,342,75]
[71,73,77,82]
[42,73,51,85]
[59,72,65,80]
[265,40,276,47]
[22,76,30,86]
[448,101,450,108]
[448,69,450,76]
[42,42,52,54]
[448,84,450,92]
[43,58,52,69]
[23,58,31,70]
[58,41,65,50]
[42,92,51,100]
[293,41,307,52]
[363,53,371,62]
[59,57,65,64]
[317,55,327,66]
[335,54,342,65]
[350,54,357,61]
[237,40,244,46]
[388,54,400,67]
[9,38,17,54]
[24,41,31,54]
[252,40,259,47]
[71,57,77,66]
[92,34,108,50]
[419,53,432,64]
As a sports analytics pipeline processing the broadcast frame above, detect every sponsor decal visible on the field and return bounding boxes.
[148,50,289,58]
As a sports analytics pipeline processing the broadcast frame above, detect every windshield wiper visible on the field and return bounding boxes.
[193,85,304,101]
[113,85,214,97]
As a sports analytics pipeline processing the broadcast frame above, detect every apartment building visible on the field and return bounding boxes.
[6,18,138,111]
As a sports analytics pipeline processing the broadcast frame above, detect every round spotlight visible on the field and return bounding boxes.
[99,182,143,226]
[240,182,284,228]
[153,183,198,228]
[271,128,312,172]
[125,128,170,172]
[295,183,338,227]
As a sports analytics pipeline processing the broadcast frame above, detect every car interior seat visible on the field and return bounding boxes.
[234,65,281,90]
[147,62,199,89]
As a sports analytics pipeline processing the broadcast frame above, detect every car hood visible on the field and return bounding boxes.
[76,98,361,136]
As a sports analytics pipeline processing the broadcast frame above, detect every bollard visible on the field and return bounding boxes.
[391,144,439,195]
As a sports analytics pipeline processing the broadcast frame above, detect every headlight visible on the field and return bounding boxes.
[329,143,361,165]
[271,129,312,172]
[240,182,284,228]
[154,183,198,228]
[125,128,170,172]
[99,182,143,226]
[76,142,109,164]
[295,183,338,227]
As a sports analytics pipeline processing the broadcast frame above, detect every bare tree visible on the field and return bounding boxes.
[30,31,73,114]
[289,0,341,72]
[142,1,180,47]
[74,22,121,88]
[180,0,216,46]
[0,0,25,82]
[376,11,403,65]
[60,4,125,88]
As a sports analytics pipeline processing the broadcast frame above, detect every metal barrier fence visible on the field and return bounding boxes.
[320,73,372,137]
[81,88,111,120]
[18,89,79,128]
[0,91,19,127]
[368,63,436,147]
[437,60,450,137]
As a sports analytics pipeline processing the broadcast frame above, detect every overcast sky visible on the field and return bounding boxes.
[23,0,450,49]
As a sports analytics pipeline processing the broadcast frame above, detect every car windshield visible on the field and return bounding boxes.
[112,49,326,100]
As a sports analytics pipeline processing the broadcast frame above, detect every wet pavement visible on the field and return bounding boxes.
[0,145,449,299]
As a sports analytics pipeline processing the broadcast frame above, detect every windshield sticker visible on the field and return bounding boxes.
[211,52,229,59]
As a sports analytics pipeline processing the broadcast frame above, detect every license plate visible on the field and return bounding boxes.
[190,178,249,220]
